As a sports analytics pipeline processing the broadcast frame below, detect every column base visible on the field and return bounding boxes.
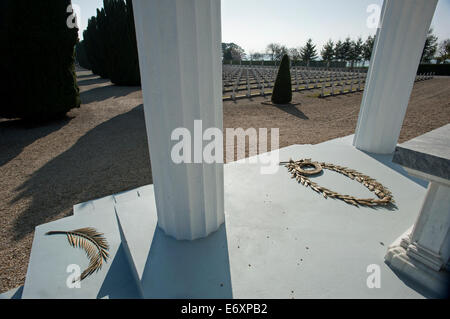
[114,186,232,299]
[385,229,450,298]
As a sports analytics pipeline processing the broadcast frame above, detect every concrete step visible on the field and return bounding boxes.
[317,134,354,146]
[22,202,141,299]
[73,186,149,216]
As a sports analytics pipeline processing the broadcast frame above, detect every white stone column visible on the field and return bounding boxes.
[407,183,449,270]
[353,0,438,154]
[385,169,450,296]
[132,0,224,240]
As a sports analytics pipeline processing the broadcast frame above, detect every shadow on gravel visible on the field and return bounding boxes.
[274,104,309,120]
[260,101,309,120]
[0,116,73,167]
[76,73,98,80]
[77,77,111,86]
[80,85,141,104]
[11,104,152,240]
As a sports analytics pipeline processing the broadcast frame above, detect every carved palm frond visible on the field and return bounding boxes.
[46,227,109,282]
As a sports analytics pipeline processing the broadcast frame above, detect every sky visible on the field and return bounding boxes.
[73,0,450,54]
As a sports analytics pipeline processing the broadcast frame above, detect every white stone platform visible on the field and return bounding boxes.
[4,137,444,299]
[20,199,141,299]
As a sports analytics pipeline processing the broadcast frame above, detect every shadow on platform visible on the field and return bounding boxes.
[362,151,429,189]
[140,224,233,298]
[97,244,143,299]
[386,262,449,299]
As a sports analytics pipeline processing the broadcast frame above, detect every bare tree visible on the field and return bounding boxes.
[249,51,263,61]
[436,39,450,64]
[266,43,281,61]
[275,45,288,62]
[421,28,438,63]
[288,48,301,64]
[222,42,245,61]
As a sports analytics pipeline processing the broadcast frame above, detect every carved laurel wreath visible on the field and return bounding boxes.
[46,227,109,282]
[280,159,394,207]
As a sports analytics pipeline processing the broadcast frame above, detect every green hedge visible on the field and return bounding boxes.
[0,0,80,121]
[417,63,450,76]
[82,0,140,86]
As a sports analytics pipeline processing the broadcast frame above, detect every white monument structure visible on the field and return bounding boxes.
[385,124,450,295]
[352,0,448,295]
[3,0,448,299]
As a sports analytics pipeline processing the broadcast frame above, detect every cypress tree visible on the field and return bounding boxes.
[75,40,91,70]
[300,39,318,65]
[0,0,80,121]
[84,12,110,78]
[107,0,140,85]
[83,0,140,86]
[271,54,292,104]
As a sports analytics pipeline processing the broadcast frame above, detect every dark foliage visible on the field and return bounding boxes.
[83,0,140,86]
[75,40,91,70]
[0,0,80,121]
[417,63,450,76]
[271,55,292,104]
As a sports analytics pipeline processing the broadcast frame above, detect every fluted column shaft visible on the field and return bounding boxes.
[133,0,224,240]
[353,0,438,154]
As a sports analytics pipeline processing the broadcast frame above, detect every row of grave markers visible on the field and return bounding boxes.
[222,65,366,101]
[319,72,435,98]
[221,65,435,101]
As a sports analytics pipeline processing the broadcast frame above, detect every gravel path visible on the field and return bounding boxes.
[1,69,449,293]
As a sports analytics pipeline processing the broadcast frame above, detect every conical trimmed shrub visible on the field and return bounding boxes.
[0,0,81,121]
[271,54,292,104]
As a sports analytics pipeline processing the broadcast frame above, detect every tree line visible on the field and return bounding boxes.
[76,3,450,84]
[76,0,140,86]
[224,36,375,67]
[224,29,449,66]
